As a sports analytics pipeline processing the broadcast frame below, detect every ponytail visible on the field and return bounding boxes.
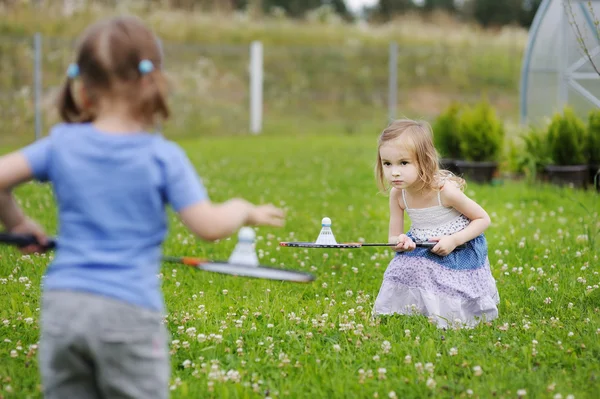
[57,78,95,123]
[135,68,170,126]
[57,79,80,123]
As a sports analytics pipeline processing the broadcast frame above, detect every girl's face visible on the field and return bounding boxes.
[379,137,420,190]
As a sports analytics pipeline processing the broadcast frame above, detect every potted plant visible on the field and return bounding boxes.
[545,107,589,189]
[508,126,553,183]
[587,109,600,192]
[455,99,505,184]
[433,102,463,175]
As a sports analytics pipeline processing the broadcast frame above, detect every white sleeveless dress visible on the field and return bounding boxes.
[373,189,500,329]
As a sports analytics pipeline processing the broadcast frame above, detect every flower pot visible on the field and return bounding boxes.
[590,164,600,192]
[454,160,497,184]
[439,158,461,175]
[544,165,589,189]
[537,168,550,183]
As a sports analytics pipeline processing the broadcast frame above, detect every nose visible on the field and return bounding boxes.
[391,167,401,176]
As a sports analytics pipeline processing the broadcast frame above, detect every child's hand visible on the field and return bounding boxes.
[10,217,49,254]
[429,235,458,257]
[247,204,286,227]
[393,234,416,252]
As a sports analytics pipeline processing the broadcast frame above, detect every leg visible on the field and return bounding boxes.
[95,302,170,399]
[39,336,101,399]
[39,293,101,399]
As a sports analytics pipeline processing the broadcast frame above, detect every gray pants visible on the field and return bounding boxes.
[39,291,170,399]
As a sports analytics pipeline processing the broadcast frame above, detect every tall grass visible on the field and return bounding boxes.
[0,3,527,148]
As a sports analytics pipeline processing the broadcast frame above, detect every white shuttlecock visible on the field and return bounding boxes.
[315,217,337,245]
[228,227,259,267]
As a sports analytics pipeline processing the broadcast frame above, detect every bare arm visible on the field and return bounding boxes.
[0,151,48,250]
[0,152,34,229]
[0,152,34,191]
[388,188,415,251]
[440,183,491,246]
[178,198,285,242]
[388,188,404,243]
[0,191,27,230]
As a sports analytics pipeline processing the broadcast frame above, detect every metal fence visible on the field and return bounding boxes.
[0,33,522,146]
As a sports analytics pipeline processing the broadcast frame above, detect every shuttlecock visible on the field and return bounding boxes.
[228,227,259,267]
[315,217,337,245]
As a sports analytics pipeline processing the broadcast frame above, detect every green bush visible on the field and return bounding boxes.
[458,99,505,162]
[509,126,552,180]
[433,102,463,159]
[587,109,600,165]
[547,107,588,166]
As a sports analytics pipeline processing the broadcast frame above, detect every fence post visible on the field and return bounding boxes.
[34,32,42,141]
[388,42,398,122]
[249,40,263,134]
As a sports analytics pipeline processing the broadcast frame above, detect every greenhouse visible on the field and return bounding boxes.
[520,0,600,125]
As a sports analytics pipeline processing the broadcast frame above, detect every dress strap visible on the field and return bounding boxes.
[401,189,409,209]
[437,190,442,206]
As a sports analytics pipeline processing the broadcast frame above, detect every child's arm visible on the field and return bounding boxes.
[178,199,285,242]
[388,188,415,251]
[0,191,27,230]
[0,152,35,191]
[162,142,285,242]
[0,152,49,251]
[431,182,490,255]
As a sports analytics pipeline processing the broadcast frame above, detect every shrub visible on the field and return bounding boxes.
[547,107,587,166]
[511,126,552,180]
[433,102,463,159]
[458,99,505,162]
[587,109,600,165]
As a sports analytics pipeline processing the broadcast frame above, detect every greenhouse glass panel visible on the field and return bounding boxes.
[521,0,600,124]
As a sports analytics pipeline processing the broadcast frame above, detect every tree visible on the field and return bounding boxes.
[256,0,348,18]
[471,0,522,27]
[371,0,417,22]
[423,0,456,13]
[518,0,543,28]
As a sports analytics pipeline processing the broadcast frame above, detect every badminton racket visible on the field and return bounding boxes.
[0,233,315,283]
[279,241,466,249]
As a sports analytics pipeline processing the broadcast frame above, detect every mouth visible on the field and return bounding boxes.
[391,180,403,185]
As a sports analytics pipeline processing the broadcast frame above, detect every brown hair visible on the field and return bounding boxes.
[57,16,169,127]
[375,119,466,192]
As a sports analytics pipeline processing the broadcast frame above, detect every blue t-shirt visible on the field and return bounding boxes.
[21,123,209,312]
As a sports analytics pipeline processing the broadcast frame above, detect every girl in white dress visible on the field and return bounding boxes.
[372,119,500,329]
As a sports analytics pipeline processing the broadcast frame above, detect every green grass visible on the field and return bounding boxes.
[0,133,599,398]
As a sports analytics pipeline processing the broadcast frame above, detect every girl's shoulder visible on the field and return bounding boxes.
[437,178,466,208]
[436,171,466,190]
[389,187,406,210]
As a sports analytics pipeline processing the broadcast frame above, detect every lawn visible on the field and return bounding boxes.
[0,133,598,398]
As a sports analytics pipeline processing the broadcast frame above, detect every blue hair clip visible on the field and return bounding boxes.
[138,59,154,75]
[67,63,79,79]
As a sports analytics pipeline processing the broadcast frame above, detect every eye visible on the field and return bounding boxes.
[401,161,409,166]
[382,161,391,166]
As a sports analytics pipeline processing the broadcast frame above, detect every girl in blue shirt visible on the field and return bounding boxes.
[0,15,284,399]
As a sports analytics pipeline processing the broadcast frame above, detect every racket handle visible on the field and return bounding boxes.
[0,233,56,250]
[361,242,466,249]
[162,256,210,266]
[417,242,467,249]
